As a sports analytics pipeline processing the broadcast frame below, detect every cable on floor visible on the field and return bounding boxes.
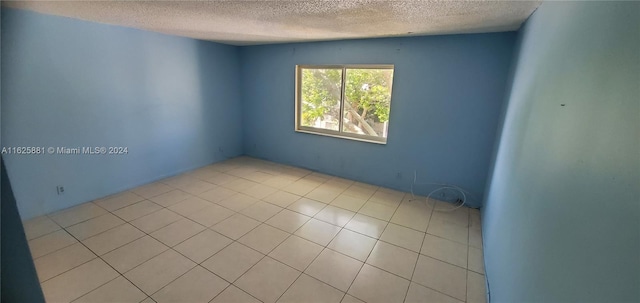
[409,170,469,212]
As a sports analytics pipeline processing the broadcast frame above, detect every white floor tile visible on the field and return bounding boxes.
[238,224,290,254]
[28,230,78,259]
[342,294,366,303]
[41,258,119,303]
[23,216,61,240]
[175,180,217,195]
[327,229,376,261]
[201,242,264,282]
[369,190,404,207]
[242,183,278,199]
[149,218,205,247]
[130,209,183,234]
[390,201,432,232]
[167,196,214,217]
[28,158,481,303]
[294,219,341,246]
[266,209,311,233]
[405,282,463,303]
[412,255,467,301]
[348,264,410,303]
[124,250,196,295]
[74,276,147,303]
[66,213,125,240]
[185,203,235,227]
[467,271,487,303]
[216,193,259,212]
[287,197,327,217]
[358,201,397,221]
[174,229,232,263]
[152,266,229,303]
[468,246,485,274]
[330,194,368,212]
[269,235,323,271]
[33,243,96,282]
[469,227,483,248]
[277,274,344,303]
[211,285,261,303]
[149,189,192,207]
[421,234,468,268]
[82,223,145,255]
[131,182,173,199]
[263,190,302,208]
[102,236,169,273]
[345,214,388,239]
[314,205,356,227]
[198,186,237,203]
[204,172,240,186]
[211,213,260,240]
[113,200,163,222]
[427,217,469,245]
[342,184,376,201]
[305,249,363,291]
[235,257,301,303]
[380,223,425,252]
[241,201,283,222]
[366,241,418,279]
[95,192,145,212]
[305,185,343,203]
[48,202,107,228]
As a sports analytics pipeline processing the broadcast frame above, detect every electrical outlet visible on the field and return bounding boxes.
[57,186,65,195]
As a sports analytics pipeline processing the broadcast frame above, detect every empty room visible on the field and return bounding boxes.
[1,1,638,303]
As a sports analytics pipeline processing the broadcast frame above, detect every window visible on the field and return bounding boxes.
[295,65,394,144]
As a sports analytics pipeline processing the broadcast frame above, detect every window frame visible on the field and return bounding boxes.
[294,64,395,144]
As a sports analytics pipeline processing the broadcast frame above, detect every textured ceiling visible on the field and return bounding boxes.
[3,1,542,45]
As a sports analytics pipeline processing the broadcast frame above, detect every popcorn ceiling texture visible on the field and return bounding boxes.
[3,1,541,45]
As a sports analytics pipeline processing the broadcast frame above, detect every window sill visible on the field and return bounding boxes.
[295,127,387,145]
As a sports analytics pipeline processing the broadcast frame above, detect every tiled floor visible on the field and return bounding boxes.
[23,157,486,303]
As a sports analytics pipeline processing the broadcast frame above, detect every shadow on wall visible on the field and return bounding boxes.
[195,39,243,163]
[1,157,46,302]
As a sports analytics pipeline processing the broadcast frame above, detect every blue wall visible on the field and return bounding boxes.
[240,34,515,207]
[1,9,243,219]
[483,2,640,302]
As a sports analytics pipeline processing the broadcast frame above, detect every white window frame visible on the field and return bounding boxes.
[295,64,394,144]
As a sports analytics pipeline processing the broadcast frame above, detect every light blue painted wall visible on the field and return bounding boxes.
[1,9,243,219]
[240,34,516,207]
[483,2,640,302]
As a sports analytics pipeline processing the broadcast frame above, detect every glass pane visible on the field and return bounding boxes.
[300,68,343,131]
[343,68,394,138]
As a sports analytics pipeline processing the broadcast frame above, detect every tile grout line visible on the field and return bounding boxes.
[59,223,148,303]
[76,186,226,301]
[205,175,351,302]
[338,187,404,303]
[100,193,238,301]
[40,179,237,301]
[403,194,436,303]
[270,199,349,303]
[29,158,478,303]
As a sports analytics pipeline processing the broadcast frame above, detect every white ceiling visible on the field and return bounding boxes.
[3,1,542,46]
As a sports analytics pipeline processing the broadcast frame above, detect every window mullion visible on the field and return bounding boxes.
[338,67,347,133]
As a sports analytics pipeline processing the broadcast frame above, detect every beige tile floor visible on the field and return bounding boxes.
[23,157,486,303]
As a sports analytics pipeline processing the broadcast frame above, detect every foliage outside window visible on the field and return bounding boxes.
[295,65,394,144]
